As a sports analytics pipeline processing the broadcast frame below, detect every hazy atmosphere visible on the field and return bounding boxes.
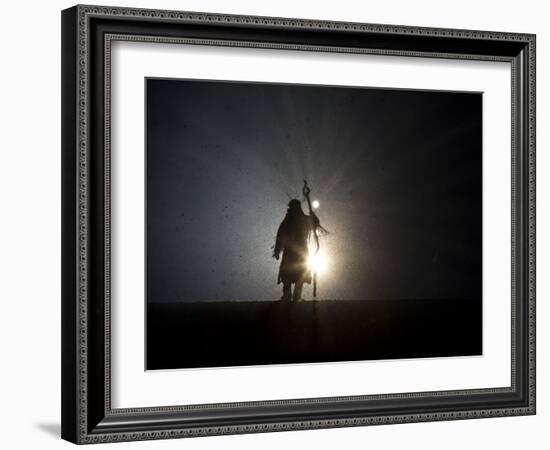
[146,78,482,303]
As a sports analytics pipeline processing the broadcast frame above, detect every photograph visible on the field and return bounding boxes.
[145,78,483,370]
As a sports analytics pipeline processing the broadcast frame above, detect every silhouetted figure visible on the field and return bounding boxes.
[273,199,320,301]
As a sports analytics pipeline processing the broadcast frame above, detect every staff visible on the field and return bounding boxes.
[303,180,321,298]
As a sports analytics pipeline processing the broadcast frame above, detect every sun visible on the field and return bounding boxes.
[312,200,320,209]
[308,249,327,274]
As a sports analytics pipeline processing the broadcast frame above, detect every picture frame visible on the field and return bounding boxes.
[61,4,536,444]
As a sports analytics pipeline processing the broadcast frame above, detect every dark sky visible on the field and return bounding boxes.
[146,78,482,303]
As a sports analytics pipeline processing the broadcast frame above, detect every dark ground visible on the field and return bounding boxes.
[146,299,482,370]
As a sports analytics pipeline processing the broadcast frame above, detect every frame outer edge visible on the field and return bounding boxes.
[76,3,534,40]
[527,34,535,414]
[61,5,80,445]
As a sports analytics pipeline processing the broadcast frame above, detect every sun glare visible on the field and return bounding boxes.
[308,249,327,274]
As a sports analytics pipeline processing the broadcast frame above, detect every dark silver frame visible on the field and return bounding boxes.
[61,4,536,444]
